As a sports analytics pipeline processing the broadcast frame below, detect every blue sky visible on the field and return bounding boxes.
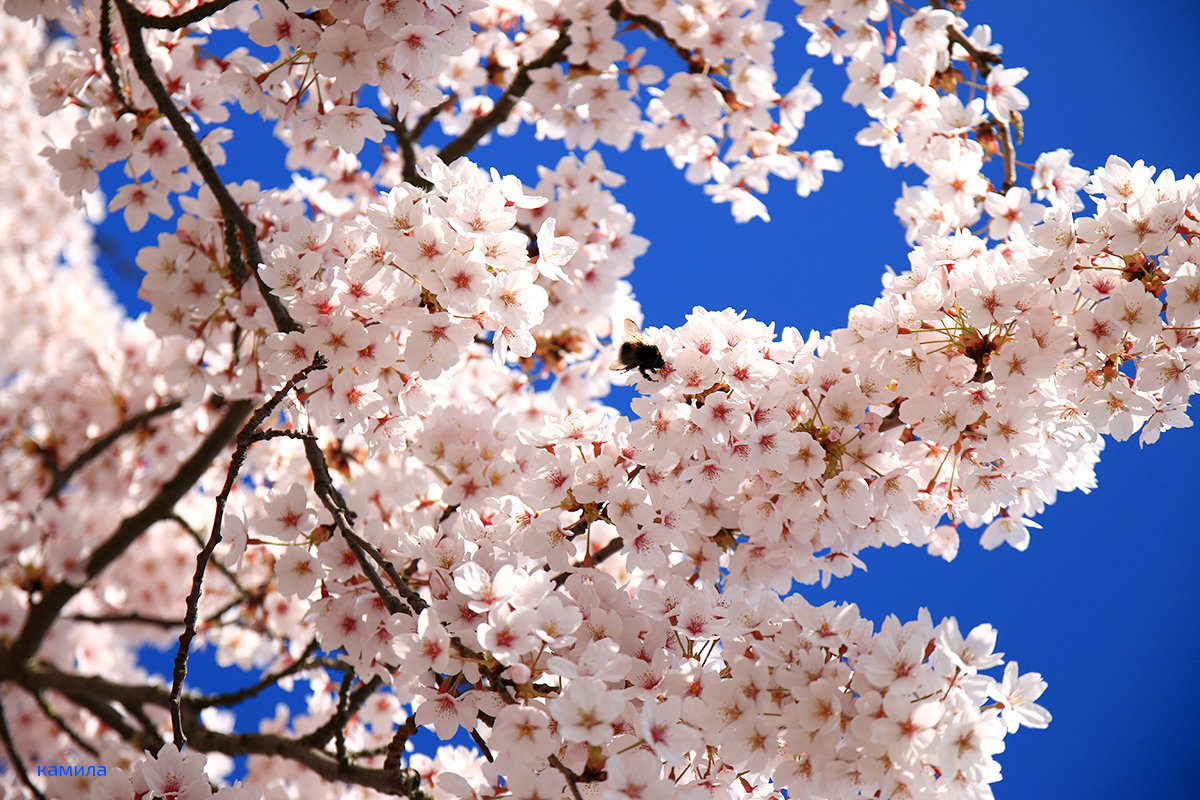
[99,1,1200,796]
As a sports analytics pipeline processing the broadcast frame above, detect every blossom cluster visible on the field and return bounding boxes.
[0,0,1196,799]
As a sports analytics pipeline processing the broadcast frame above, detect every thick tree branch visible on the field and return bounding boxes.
[15,662,429,797]
[2,398,254,669]
[46,399,183,500]
[437,25,573,165]
[113,0,300,335]
[129,0,242,30]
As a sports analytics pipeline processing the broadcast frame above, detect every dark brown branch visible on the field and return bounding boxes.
[928,0,1017,190]
[438,25,573,165]
[0,701,47,800]
[548,754,586,800]
[609,1,739,109]
[99,0,135,114]
[996,119,1018,192]
[129,0,242,30]
[609,2,704,75]
[34,690,101,758]
[552,534,624,587]
[300,675,384,748]
[303,436,425,617]
[386,95,456,190]
[195,638,322,709]
[113,0,300,335]
[930,0,1004,77]
[334,672,353,766]
[47,399,183,500]
[65,612,182,627]
[170,511,246,594]
[16,662,429,797]
[171,357,327,747]
[2,397,254,668]
[343,527,427,615]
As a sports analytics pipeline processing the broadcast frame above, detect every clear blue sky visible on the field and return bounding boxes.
[99,1,1200,796]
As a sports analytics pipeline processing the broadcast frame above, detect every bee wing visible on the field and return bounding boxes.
[609,356,628,371]
[623,318,646,342]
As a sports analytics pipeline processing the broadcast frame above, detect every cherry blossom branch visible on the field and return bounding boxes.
[334,672,352,766]
[553,532,625,587]
[127,0,242,30]
[46,399,183,500]
[33,689,102,757]
[193,638,321,709]
[99,0,135,114]
[608,1,706,76]
[380,97,454,190]
[303,435,425,617]
[437,24,573,165]
[171,356,328,747]
[929,0,1018,191]
[343,526,428,614]
[299,675,384,749]
[112,0,301,335]
[996,119,1018,191]
[15,661,428,797]
[548,754,586,800]
[608,0,739,108]
[170,512,250,601]
[65,612,183,627]
[0,702,47,800]
[1,397,254,668]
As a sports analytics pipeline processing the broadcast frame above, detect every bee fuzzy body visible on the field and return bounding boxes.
[611,319,666,380]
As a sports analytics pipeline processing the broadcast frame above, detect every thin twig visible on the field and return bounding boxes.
[47,400,182,500]
[928,0,1017,190]
[113,0,300,334]
[303,436,424,617]
[34,690,101,757]
[552,534,624,587]
[301,675,383,749]
[438,25,573,165]
[98,0,134,114]
[170,357,327,746]
[195,638,321,708]
[548,754,586,800]
[0,702,47,800]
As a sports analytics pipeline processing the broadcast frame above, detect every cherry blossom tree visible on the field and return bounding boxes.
[0,0,1195,799]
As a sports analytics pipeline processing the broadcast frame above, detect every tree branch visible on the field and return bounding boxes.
[928,0,1017,190]
[46,399,183,500]
[113,0,300,335]
[437,25,573,165]
[304,436,425,617]
[0,701,47,800]
[2,397,254,669]
[194,638,321,709]
[129,0,242,30]
[99,0,135,114]
[16,662,429,797]
[171,357,327,746]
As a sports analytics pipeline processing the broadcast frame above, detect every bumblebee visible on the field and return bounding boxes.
[610,318,665,380]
